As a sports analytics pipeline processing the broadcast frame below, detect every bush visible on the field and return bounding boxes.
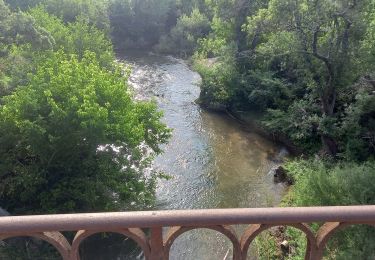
[109,0,172,50]
[0,51,170,214]
[155,8,211,56]
[194,53,238,110]
[29,7,114,67]
[282,160,375,259]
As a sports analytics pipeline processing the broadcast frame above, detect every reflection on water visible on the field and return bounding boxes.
[117,52,287,260]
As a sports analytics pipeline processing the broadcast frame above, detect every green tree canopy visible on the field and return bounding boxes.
[29,7,114,67]
[156,8,211,56]
[0,51,170,214]
[109,0,173,49]
[5,0,110,32]
[246,0,375,156]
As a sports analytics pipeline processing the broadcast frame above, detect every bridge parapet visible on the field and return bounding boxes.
[1,206,375,260]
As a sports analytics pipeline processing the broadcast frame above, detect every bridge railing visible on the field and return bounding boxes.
[1,206,375,260]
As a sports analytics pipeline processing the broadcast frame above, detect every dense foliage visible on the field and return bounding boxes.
[155,8,211,57]
[5,0,110,31]
[0,0,170,215]
[0,51,169,213]
[193,0,375,160]
[109,0,174,49]
[282,160,375,260]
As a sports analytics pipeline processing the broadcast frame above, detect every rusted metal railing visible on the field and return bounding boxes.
[1,206,375,260]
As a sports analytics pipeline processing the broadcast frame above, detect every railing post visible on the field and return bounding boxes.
[150,227,165,260]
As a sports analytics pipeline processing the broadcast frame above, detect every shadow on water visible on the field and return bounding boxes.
[82,51,288,260]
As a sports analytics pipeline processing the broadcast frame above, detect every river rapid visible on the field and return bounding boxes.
[115,52,287,260]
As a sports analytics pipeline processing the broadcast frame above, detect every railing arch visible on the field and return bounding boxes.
[315,222,375,259]
[164,225,241,260]
[0,206,375,260]
[71,228,150,260]
[0,232,71,260]
[240,223,317,260]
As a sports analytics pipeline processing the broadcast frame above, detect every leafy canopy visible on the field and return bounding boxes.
[0,51,170,214]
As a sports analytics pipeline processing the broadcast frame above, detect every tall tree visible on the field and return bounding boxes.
[0,51,170,214]
[246,0,374,156]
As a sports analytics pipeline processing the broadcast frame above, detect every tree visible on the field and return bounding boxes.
[4,0,42,10]
[29,7,114,67]
[0,0,54,97]
[109,0,173,49]
[245,0,374,156]
[0,51,170,214]
[156,8,211,56]
[42,0,110,32]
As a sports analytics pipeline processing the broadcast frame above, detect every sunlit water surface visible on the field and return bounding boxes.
[84,52,287,260]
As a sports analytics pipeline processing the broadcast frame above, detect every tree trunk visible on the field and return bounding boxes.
[234,0,249,52]
[321,135,338,157]
[320,84,338,156]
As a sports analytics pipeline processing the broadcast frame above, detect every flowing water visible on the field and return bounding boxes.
[81,52,287,260]
[115,52,287,260]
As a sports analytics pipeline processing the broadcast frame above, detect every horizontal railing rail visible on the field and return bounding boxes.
[1,206,375,260]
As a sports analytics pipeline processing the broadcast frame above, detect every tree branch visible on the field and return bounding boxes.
[312,26,330,64]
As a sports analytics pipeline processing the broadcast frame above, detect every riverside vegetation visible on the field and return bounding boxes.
[0,0,374,259]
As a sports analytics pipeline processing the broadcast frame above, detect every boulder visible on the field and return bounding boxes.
[273,166,294,185]
[280,240,290,254]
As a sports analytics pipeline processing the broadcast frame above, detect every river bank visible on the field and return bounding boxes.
[227,110,302,156]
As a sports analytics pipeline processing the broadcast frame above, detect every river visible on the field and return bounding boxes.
[126,52,287,259]
[83,52,287,260]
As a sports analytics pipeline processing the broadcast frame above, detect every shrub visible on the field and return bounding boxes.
[282,160,375,259]
[0,51,170,214]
